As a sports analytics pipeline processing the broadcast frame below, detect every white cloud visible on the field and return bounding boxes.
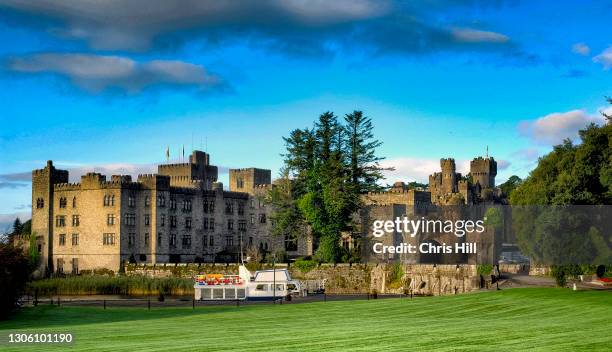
[8,53,223,93]
[452,28,509,43]
[380,157,469,184]
[571,42,590,56]
[519,109,605,145]
[593,46,612,69]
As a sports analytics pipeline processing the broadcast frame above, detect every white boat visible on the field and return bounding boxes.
[194,265,301,301]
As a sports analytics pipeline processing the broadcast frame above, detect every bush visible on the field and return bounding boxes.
[28,275,193,296]
[386,263,404,289]
[0,243,31,318]
[477,264,493,276]
[293,258,318,273]
[551,266,567,287]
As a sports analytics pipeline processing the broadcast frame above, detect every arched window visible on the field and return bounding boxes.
[72,197,77,208]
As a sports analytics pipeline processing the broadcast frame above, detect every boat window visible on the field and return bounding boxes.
[275,284,284,291]
[287,283,296,290]
[255,284,267,291]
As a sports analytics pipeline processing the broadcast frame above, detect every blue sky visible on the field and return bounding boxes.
[0,0,611,230]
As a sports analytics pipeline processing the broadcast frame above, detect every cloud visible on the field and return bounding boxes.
[7,53,225,93]
[14,204,31,210]
[497,160,511,170]
[0,160,231,185]
[593,46,612,69]
[0,0,517,59]
[562,69,588,78]
[519,109,605,145]
[571,42,590,56]
[452,28,509,43]
[380,157,470,184]
[511,148,540,162]
[0,171,30,188]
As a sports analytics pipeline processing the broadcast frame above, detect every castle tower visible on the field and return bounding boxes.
[470,157,497,189]
[31,161,69,274]
[157,150,218,188]
[229,168,271,194]
[440,158,457,194]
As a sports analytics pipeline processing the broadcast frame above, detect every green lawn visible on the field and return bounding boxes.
[1,288,610,351]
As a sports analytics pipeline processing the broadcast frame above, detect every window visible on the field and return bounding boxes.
[209,201,215,212]
[59,197,67,208]
[238,220,246,232]
[209,235,214,246]
[128,233,136,247]
[170,234,177,247]
[182,235,192,249]
[170,196,177,210]
[259,213,267,224]
[255,284,267,291]
[185,217,192,229]
[58,234,66,246]
[103,233,116,245]
[56,215,66,227]
[170,215,177,228]
[72,197,77,208]
[72,258,79,274]
[249,237,253,246]
[250,199,254,208]
[203,200,209,213]
[128,194,135,207]
[225,201,233,215]
[203,235,208,247]
[183,199,192,212]
[227,219,233,231]
[157,233,163,246]
[72,215,80,227]
[250,214,255,225]
[71,233,79,246]
[56,258,64,274]
[144,214,150,226]
[125,213,136,226]
[36,198,44,209]
[238,203,245,216]
[203,218,208,230]
[209,218,215,231]
[237,177,244,189]
[284,234,298,251]
[225,235,234,247]
[157,195,166,207]
[145,196,150,207]
[107,214,115,226]
[160,214,166,227]
[144,233,150,245]
[103,195,115,206]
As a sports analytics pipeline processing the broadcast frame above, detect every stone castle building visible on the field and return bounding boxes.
[31,150,311,275]
[361,156,504,264]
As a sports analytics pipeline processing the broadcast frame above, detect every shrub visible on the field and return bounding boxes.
[386,263,404,289]
[0,243,31,318]
[28,275,193,296]
[293,258,318,273]
[477,264,493,276]
[551,265,567,287]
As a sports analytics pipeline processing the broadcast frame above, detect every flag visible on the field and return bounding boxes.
[182,145,185,161]
[165,145,170,162]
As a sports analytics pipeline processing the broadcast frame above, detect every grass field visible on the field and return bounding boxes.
[1,288,610,351]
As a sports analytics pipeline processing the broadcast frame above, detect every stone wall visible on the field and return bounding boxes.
[125,262,481,296]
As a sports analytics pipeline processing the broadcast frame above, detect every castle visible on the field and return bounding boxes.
[361,156,505,264]
[31,150,312,275]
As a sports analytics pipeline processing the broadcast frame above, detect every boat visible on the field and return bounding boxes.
[194,265,302,301]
